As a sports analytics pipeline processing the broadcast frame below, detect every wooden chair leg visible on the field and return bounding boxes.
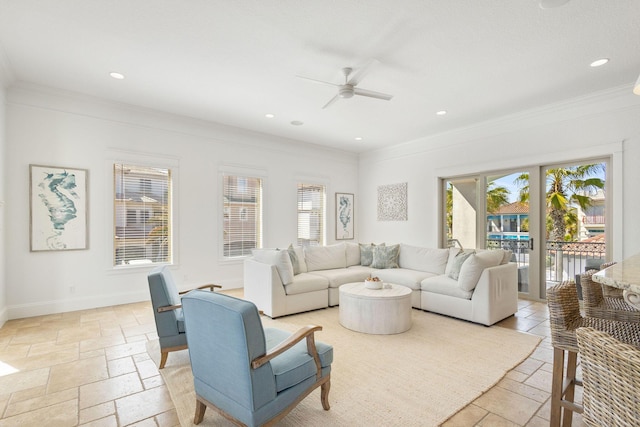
[550,347,565,427]
[194,398,207,425]
[159,350,169,369]
[562,351,578,427]
[321,379,331,410]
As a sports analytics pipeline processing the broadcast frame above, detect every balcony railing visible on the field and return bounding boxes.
[583,215,605,224]
[486,238,606,293]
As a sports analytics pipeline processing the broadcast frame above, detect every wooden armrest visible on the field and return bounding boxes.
[178,283,222,295]
[157,304,182,313]
[252,325,323,373]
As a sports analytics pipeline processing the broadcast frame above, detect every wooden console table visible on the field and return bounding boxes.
[593,253,640,310]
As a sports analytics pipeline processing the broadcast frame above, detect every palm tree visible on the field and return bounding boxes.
[515,164,604,241]
[486,181,510,213]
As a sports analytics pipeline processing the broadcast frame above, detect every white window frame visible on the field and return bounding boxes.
[297,182,326,247]
[106,151,179,270]
[113,163,173,267]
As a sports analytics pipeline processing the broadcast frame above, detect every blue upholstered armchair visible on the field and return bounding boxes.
[147,266,221,368]
[181,290,333,426]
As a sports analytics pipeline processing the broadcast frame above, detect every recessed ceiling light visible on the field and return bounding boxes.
[436,110,447,116]
[590,58,609,68]
[109,72,125,80]
[290,120,304,126]
[355,137,363,141]
[265,113,275,118]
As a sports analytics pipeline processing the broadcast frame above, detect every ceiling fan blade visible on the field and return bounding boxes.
[296,75,339,87]
[347,59,380,86]
[322,94,341,109]
[354,87,393,101]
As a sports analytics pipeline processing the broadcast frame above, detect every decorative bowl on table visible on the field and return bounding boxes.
[364,277,383,289]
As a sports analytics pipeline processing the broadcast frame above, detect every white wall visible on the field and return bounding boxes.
[0,69,7,326]
[358,86,640,260]
[4,85,359,319]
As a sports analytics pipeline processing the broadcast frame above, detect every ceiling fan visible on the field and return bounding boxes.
[297,60,394,109]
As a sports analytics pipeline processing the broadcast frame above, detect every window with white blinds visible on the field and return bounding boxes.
[297,183,325,246]
[223,174,262,258]
[114,164,171,265]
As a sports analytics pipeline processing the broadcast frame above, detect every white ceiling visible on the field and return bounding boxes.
[1,0,639,153]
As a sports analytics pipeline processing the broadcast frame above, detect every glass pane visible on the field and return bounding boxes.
[114,164,171,265]
[543,162,606,293]
[485,172,530,293]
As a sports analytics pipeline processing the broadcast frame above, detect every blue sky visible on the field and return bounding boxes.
[491,162,606,203]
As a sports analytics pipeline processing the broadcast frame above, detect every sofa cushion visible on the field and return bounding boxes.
[359,242,384,266]
[447,250,475,280]
[265,327,333,393]
[371,244,400,269]
[287,244,308,274]
[421,275,473,299]
[283,273,329,295]
[252,249,295,285]
[399,244,449,274]
[307,268,371,289]
[374,268,436,290]
[304,243,347,272]
[457,250,504,291]
[345,242,361,267]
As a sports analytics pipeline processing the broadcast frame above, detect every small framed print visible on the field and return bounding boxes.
[336,192,354,240]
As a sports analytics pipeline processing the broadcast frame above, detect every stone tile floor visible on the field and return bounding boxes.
[0,292,581,426]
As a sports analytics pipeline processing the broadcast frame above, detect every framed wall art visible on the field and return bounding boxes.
[335,192,354,240]
[30,164,89,251]
[377,182,408,221]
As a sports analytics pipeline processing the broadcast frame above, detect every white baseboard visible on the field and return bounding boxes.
[6,291,150,320]
[0,305,8,328]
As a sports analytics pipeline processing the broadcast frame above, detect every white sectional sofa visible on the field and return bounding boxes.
[243,242,518,326]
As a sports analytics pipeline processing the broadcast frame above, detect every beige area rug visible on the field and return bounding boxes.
[147,308,541,427]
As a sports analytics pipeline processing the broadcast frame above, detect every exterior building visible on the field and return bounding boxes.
[487,202,530,241]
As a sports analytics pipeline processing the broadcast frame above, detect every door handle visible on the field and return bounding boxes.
[528,238,534,251]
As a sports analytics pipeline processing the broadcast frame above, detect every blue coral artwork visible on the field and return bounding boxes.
[336,192,354,240]
[30,164,89,251]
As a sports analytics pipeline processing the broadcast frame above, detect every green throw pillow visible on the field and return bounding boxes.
[448,250,475,280]
[360,243,385,266]
[371,244,400,269]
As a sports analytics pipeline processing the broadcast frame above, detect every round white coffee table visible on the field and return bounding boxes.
[339,282,412,334]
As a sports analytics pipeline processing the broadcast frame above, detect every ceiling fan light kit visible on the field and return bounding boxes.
[297,60,393,109]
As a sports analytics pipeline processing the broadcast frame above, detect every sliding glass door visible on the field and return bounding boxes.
[442,158,608,301]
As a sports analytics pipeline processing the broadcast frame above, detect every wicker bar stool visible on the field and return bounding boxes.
[598,261,624,299]
[576,327,640,427]
[581,269,640,322]
[546,281,640,427]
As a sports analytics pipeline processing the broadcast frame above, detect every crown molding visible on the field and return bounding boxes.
[360,84,640,163]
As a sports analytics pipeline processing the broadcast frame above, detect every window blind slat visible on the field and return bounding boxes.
[297,183,325,246]
[223,174,262,257]
[114,164,171,265]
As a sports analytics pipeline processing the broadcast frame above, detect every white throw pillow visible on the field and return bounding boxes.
[457,250,505,291]
[304,243,347,272]
[252,249,295,285]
